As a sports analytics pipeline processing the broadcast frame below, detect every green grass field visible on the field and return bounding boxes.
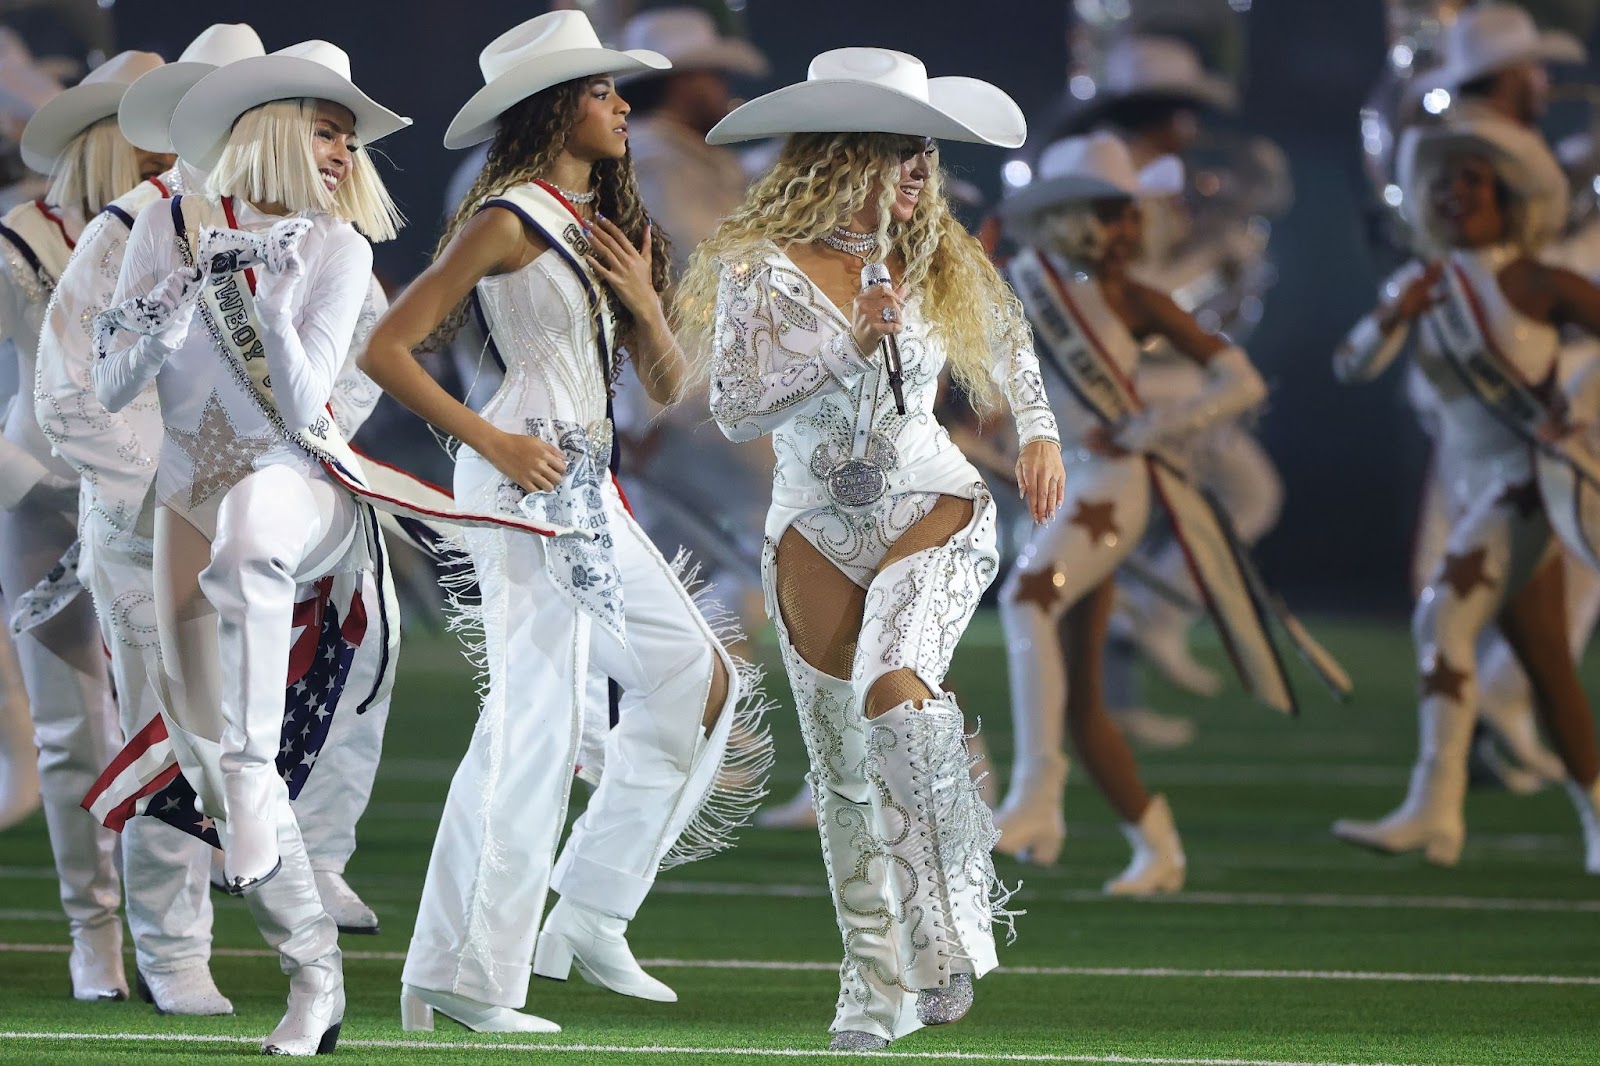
[2,614,1597,1064]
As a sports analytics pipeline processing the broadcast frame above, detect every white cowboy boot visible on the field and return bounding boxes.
[755,782,818,830]
[1477,689,1567,788]
[1105,795,1186,896]
[1109,706,1198,750]
[992,749,1068,866]
[313,870,379,935]
[138,963,233,1016]
[1565,777,1600,875]
[222,766,286,893]
[1333,696,1472,866]
[68,919,127,1001]
[532,897,675,1002]
[400,984,560,1034]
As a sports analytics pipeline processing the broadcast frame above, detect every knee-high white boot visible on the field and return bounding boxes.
[994,586,1069,865]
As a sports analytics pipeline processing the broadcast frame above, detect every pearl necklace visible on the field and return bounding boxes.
[552,183,596,205]
[819,226,877,259]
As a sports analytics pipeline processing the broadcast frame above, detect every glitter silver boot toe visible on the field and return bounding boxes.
[828,1030,890,1051]
[916,973,974,1025]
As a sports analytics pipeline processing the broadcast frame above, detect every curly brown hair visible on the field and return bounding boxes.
[427,76,672,356]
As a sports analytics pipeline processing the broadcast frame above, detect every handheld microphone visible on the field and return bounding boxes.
[859,262,906,415]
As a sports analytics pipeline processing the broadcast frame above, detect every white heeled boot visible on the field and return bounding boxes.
[138,963,233,1015]
[68,919,127,1001]
[1114,588,1221,698]
[1333,696,1472,867]
[222,766,286,893]
[1477,691,1568,788]
[1565,777,1600,875]
[532,897,676,1002]
[314,870,379,935]
[1105,795,1186,896]
[400,984,560,1034]
[755,781,818,830]
[244,813,343,1055]
[992,750,1068,866]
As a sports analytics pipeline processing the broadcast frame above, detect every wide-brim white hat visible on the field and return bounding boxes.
[1423,2,1584,91]
[120,24,266,154]
[1000,132,1183,220]
[445,10,669,149]
[616,7,767,82]
[20,50,164,174]
[171,40,410,172]
[706,47,1025,148]
[1395,114,1568,241]
[1061,36,1237,135]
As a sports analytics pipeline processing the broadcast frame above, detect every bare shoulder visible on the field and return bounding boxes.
[455,204,550,275]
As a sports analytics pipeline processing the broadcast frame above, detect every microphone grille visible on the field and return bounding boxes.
[860,262,892,290]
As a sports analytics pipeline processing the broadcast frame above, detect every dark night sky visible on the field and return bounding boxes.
[75,1,1600,609]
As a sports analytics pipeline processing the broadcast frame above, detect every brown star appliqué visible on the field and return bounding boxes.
[1069,498,1120,546]
[1498,480,1542,519]
[1013,568,1068,612]
[1421,650,1469,703]
[1438,548,1495,599]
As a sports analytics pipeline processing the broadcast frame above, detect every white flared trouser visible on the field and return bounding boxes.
[153,463,361,975]
[404,459,735,1010]
[0,495,120,948]
[770,490,1004,1042]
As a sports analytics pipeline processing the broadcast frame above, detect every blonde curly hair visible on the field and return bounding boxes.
[675,132,1029,410]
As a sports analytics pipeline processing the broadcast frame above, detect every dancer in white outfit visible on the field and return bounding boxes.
[992,133,1268,886]
[1332,116,1600,874]
[679,47,1065,1049]
[0,48,170,1003]
[359,12,767,1035]
[93,40,411,1053]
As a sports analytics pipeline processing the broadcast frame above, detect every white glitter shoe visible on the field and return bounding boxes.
[916,973,973,1025]
[313,871,379,935]
[829,1030,890,1050]
[138,963,233,1015]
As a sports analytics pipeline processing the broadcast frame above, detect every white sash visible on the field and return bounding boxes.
[1430,259,1600,569]
[1011,247,1351,714]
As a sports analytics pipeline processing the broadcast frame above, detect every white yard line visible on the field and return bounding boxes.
[0,1030,1441,1065]
[0,944,1594,985]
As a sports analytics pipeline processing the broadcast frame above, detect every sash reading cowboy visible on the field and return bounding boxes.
[1429,257,1600,572]
[1009,246,1352,715]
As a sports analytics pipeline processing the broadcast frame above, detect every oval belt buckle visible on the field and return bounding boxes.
[827,458,887,509]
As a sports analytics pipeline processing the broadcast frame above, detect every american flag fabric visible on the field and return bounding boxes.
[82,570,377,846]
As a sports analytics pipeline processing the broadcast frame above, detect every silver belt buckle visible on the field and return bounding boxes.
[826,457,887,508]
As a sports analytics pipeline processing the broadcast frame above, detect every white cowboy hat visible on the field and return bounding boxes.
[445,10,670,149]
[19,50,164,174]
[1423,2,1584,91]
[617,7,767,81]
[1062,36,1237,134]
[999,132,1183,221]
[706,47,1025,148]
[120,24,265,154]
[171,40,410,172]
[1395,113,1568,244]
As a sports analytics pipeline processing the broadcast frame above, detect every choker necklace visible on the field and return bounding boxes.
[820,226,877,258]
[552,183,596,205]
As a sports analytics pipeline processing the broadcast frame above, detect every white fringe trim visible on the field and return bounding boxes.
[656,548,776,872]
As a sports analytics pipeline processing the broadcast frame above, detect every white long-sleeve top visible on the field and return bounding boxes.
[709,244,1057,539]
[0,199,83,510]
[93,197,372,523]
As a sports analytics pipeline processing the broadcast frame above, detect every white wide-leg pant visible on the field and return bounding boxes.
[404,463,734,1010]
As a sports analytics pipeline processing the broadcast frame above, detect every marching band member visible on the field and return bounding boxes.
[0,48,168,1003]
[679,46,1064,1049]
[357,11,768,1034]
[1332,116,1600,874]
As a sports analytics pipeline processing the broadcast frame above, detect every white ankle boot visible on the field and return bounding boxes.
[1126,599,1221,698]
[222,767,285,893]
[1108,707,1198,750]
[263,955,344,1055]
[993,752,1068,866]
[314,870,379,935]
[533,898,676,1002]
[1333,699,1471,867]
[755,782,818,830]
[138,963,233,1015]
[68,920,127,1001]
[1105,795,1186,896]
[400,984,560,1034]
[1565,777,1600,875]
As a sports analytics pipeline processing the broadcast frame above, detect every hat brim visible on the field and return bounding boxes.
[1396,121,1568,232]
[1059,75,1237,136]
[171,54,411,172]
[19,81,126,174]
[618,39,768,82]
[444,47,670,149]
[706,75,1025,148]
[1423,30,1587,90]
[999,155,1184,221]
[120,61,215,153]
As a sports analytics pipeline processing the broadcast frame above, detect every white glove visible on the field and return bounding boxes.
[96,262,205,353]
[1114,346,1267,454]
[197,217,313,279]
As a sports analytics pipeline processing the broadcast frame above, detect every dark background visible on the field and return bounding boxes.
[17,0,1600,612]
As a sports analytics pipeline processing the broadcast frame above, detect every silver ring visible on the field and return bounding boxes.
[881,307,897,323]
